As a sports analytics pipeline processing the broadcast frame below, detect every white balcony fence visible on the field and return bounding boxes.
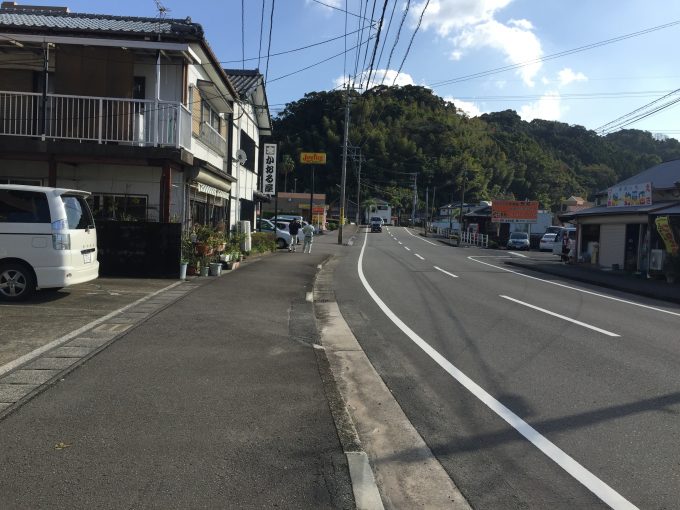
[0,91,191,150]
[199,121,227,156]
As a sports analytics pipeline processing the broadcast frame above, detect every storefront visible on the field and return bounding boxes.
[186,165,235,229]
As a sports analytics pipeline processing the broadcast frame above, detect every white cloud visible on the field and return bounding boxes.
[518,91,563,121]
[452,19,543,86]
[557,67,587,87]
[414,0,512,36]
[306,0,341,16]
[444,96,483,117]
[333,70,415,90]
[410,1,543,87]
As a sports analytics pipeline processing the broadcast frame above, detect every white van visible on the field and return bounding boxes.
[552,227,577,260]
[0,185,99,301]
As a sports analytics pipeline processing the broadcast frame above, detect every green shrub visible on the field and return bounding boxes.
[251,232,276,253]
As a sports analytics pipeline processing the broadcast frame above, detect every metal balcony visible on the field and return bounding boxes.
[0,90,192,150]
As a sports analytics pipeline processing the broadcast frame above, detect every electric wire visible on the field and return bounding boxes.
[359,0,379,89]
[258,0,265,69]
[392,0,429,86]
[364,0,389,89]
[310,0,377,22]
[241,0,245,69]
[380,0,410,86]
[373,0,398,80]
[429,18,680,88]
[264,0,275,83]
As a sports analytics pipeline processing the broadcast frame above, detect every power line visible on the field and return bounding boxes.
[241,0,246,69]
[264,0,276,83]
[373,0,398,79]
[364,0,389,89]
[596,88,680,134]
[381,0,410,86]
[359,0,378,89]
[392,0,429,86]
[429,18,680,89]
[310,0,377,22]
[267,34,375,84]
[258,0,265,69]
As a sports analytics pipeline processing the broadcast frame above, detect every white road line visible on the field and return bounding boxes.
[468,255,680,318]
[415,254,425,260]
[358,233,637,510]
[404,246,411,251]
[403,227,438,245]
[500,295,620,337]
[0,281,184,378]
[434,266,459,278]
[398,241,403,245]
[508,251,529,258]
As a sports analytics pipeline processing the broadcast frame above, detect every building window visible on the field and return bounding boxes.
[201,100,221,132]
[241,131,256,171]
[88,194,148,221]
[0,178,42,186]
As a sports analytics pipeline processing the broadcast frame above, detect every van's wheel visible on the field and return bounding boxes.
[276,238,286,249]
[0,262,36,302]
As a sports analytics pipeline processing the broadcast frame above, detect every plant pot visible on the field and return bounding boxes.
[200,266,210,277]
[195,243,213,256]
[209,262,222,276]
[179,262,188,280]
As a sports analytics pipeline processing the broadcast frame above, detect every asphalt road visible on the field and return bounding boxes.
[333,226,680,509]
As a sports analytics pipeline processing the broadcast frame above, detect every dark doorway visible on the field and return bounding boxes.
[625,224,640,271]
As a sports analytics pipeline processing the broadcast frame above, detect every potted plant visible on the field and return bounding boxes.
[199,255,211,276]
[194,224,215,256]
[212,229,227,252]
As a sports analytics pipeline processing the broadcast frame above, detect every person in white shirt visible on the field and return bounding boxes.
[302,223,315,253]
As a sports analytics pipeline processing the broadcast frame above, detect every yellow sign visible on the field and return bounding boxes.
[300,152,327,165]
[655,216,679,255]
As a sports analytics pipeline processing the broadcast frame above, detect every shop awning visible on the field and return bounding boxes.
[197,80,233,113]
[560,201,679,221]
[253,190,271,203]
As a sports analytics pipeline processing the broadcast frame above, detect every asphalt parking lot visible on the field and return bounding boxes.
[0,278,177,368]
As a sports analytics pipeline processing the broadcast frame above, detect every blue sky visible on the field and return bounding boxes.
[27,0,680,137]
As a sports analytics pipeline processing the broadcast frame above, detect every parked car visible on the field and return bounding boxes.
[539,232,557,251]
[507,231,530,250]
[0,185,99,301]
[257,218,292,249]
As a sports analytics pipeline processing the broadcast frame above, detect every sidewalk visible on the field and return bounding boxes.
[0,229,360,509]
[504,256,680,304]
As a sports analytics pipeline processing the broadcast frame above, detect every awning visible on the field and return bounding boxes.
[560,201,679,221]
[197,79,232,113]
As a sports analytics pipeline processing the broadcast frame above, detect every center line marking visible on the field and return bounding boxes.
[359,233,636,510]
[500,295,620,337]
[398,241,403,245]
[415,254,425,260]
[434,266,458,278]
[404,246,411,251]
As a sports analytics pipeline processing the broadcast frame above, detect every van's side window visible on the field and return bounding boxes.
[0,190,50,223]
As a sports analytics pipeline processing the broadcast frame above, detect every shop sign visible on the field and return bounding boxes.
[299,152,326,165]
[197,182,229,199]
[263,143,277,196]
[607,182,652,207]
[491,200,539,223]
[655,216,679,255]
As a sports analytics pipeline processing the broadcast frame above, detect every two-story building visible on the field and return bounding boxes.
[224,68,272,230]
[0,2,238,229]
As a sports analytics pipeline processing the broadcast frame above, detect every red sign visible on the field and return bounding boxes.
[491,200,539,223]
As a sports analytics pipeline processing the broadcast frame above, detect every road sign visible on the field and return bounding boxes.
[300,152,326,165]
[262,143,277,196]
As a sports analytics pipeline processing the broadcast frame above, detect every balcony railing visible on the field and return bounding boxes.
[199,121,227,156]
[0,90,191,150]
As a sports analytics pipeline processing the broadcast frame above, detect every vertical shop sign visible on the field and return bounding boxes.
[655,216,679,255]
[263,143,277,196]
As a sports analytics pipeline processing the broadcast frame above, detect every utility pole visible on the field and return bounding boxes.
[411,173,417,226]
[431,186,436,223]
[424,187,429,236]
[338,85,350,245]
[355,150,363,225]
[459,169,467,232]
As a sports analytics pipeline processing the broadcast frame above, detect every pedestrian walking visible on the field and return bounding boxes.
[288,219,301,252]
[302,223,315,253]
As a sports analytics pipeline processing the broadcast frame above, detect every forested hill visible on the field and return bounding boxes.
[272,85,680,211]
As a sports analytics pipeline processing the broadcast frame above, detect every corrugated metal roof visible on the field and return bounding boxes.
[614,159,680,190]
[0,7,202,37]
[562,201,680,218]
[223,69,262,96]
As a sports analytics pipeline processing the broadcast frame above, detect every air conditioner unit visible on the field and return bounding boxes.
[650,249,664,271]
